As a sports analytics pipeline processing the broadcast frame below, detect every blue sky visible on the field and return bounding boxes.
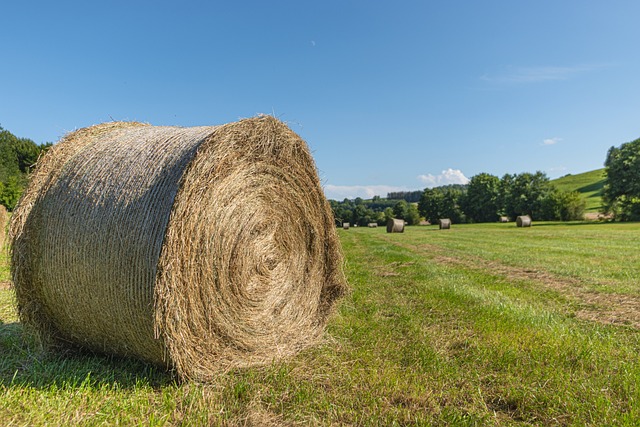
[2,1,639,200]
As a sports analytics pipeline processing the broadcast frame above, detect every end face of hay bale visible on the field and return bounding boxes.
[516,215,532,227]
[386,218,404,233]
[11,116,348,381]
[439,218,451,229]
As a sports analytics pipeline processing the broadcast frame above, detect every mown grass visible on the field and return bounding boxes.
[1,222,640,425]
[552,169,606,212]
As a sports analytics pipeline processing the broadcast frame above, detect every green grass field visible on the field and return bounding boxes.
[2,222,640,425]
[551,169,606,213]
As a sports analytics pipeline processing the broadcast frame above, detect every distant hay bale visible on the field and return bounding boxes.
[516,215,532,227]
[386,218,404,233]
[367,223,378,228]
[343,222,350,230]
[10,116,347,381]
[439,219,451,230]
[499,216,509,223]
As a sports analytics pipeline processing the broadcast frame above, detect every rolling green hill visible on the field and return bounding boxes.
[552,168,606,213]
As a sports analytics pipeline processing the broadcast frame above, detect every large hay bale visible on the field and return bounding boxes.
[367,223,378,228]
[516,215,532,227]
[386,218,404,233]
[499,216,509,223]
[342,222,350,230]
[439,218,451,229]
[10,116,347,381]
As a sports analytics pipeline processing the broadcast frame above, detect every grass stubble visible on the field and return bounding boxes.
[1,222,640,425]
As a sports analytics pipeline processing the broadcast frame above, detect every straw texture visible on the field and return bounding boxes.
[10,116,347,381]
[439,218,451,229]
[516,215,532,227]
[386,218,404,233]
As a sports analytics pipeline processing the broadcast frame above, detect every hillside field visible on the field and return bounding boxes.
[1,222,640,425]
[551,169,606,213]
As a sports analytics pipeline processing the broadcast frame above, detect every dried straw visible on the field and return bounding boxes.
[439,218,451,229]
[499,216,509,223]
[367,223,378,228]
[10,116,347,381]
[342,222,350,230]
[386,218,404,233]
[516,215,532,227]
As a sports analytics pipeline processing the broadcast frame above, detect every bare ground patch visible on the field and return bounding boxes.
[381,236,640,329]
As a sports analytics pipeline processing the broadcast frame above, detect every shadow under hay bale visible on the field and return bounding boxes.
[10,116,348,382]
[386,218,404,233]
[516,215,532,227]
[439,218,451,229]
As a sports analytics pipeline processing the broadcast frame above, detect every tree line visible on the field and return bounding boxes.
[329,171,586,226]
[332,135,640,225]
[0,125,52,210]
[603,136,640,221]
[1,124,639,222]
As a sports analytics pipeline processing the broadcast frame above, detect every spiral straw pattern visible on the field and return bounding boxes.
[10,116,347,380]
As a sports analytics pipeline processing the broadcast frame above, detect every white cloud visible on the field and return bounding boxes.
[417,168,469,188]
[323,184,410,200]
[542,137,562,146]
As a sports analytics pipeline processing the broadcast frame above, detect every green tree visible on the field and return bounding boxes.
[405,203,421,225]
[497,173,514,217]
[503,171,554,220]
[539,189,586,221]
[0,176,23,210]
[0,125,52,210]
[418,188,444,224]
[392,200,409,220]
[383,207,394,223]
[603,137,640,221]
[419,187,465,224]
[460,173,500,222]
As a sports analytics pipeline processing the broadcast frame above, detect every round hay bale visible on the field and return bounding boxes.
[367,223,378,228]
[516,215,532,227]
[386,218,404,233]
[439,218,451,229]
[499,216,509,223]
[343,222,350,230]
[10,116,347,381]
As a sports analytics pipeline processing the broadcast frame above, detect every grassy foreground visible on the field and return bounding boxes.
[2,222,640,425]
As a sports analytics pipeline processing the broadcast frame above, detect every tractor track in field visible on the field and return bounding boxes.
[380,235,640,329]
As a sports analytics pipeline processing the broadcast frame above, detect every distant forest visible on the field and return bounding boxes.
[0,125,52,210]
[3,124,640,223]
[329,175,586,227]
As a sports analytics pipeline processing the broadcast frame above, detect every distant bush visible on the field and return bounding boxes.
[0,125,52,210]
